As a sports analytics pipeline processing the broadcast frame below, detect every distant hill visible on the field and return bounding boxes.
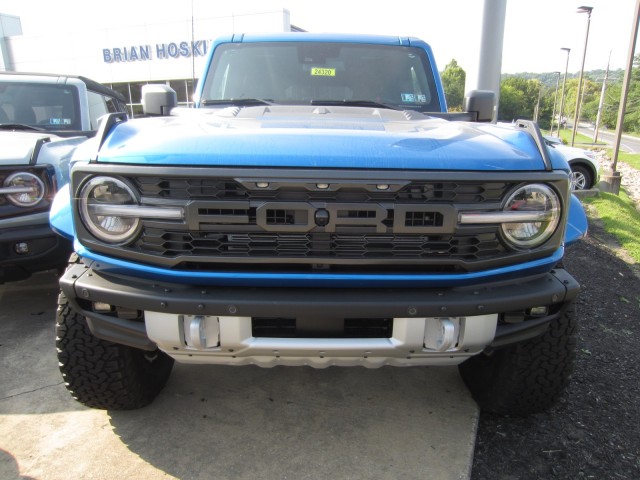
[502,69,624,87]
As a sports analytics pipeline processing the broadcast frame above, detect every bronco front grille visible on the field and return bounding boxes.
[75,167,565,273]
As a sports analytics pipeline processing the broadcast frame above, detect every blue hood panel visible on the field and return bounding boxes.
[97,107,548,171]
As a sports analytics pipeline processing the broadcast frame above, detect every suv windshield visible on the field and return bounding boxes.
[0,82,81,131]
[200,42,442,112]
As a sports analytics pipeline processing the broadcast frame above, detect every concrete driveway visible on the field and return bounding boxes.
[1,272,478,480]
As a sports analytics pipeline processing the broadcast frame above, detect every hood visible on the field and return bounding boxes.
[97,106,551,171]
[0,131,62,166]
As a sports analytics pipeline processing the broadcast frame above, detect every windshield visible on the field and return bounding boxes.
[200,42,442,112]
[0,82,81,131]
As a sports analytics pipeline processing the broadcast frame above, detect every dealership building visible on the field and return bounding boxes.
[0,8,302,114]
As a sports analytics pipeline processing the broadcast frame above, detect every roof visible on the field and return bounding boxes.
[0,71,127,103]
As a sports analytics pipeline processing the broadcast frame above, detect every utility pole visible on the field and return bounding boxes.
[558,48,571,137]
[550,72,561,136]
[594,52,611,144]
[605,0,640,194]
[534,82,543,122]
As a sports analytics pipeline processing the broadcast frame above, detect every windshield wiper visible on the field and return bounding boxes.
[0,123,45,131]
[310,99,401,111]
[201,98,275,107]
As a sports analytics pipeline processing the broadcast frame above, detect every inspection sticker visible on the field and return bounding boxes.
[311,67,336,77]
[401,93,428,103]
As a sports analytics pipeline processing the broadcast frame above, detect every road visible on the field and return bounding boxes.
[576,125,640,153]
[0,271,478,480]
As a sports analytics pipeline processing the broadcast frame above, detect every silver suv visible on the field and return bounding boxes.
[0,72,126,282]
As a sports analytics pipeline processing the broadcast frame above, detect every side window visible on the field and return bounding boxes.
[104,97,121,113]
[87,90,110,130]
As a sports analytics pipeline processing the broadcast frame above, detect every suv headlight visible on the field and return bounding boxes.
[501,184,560,248]
[79,176,141,244]
[3,172,46,207]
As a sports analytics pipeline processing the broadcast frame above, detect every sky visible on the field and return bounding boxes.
[1,0,638,74]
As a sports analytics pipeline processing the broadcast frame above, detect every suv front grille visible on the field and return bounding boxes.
[75,167,563,273]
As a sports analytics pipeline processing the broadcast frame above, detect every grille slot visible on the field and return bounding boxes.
[135,176,511,204]
[252,317,393,338]
[138,230,503,261]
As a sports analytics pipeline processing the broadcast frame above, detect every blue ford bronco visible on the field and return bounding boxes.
[51,33,588,414]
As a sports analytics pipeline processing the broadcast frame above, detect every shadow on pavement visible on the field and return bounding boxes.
[108,364,477,480]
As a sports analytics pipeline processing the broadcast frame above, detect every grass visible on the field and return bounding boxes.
[613,151,640,170]
[555,128,594,147]
[584,190,640,264]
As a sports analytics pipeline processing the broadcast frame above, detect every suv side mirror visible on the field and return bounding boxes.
[464,90,496,123]
[142,84,177,116]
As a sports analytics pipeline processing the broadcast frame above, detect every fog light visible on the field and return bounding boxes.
[376,184,390,190]
[14,242,29,254]
[316,183,330,189]
[184,315,220,349]
[528,306,549,316]
[93,302,113,313]
[256,182,269,188]
[424,318,460,352]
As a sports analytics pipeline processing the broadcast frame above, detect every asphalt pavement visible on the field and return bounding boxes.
[576,125,640,153]
[0,272,479,480]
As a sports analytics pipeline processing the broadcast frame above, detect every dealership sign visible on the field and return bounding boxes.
[102,40,211,63]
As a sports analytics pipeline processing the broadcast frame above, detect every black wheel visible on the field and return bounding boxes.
[56,291,174,410]
[459,302,577,416]
[570,164,593,190]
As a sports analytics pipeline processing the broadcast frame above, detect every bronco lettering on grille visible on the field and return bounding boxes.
[186,201,456,234]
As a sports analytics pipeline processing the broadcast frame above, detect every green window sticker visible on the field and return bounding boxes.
[311,67,336,77]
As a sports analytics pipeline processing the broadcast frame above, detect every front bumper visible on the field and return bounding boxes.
[0,223,72,282]
[60,259,580,366]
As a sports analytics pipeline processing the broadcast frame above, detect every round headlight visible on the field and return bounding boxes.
[79,176,140,244]
[501,184,561,248]
[4,172,46,207]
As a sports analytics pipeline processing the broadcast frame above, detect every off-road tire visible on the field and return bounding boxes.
[459,301,577,416]
[56,291,174,410]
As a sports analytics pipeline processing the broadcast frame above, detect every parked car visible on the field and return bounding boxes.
[0,72,127,283]
[543,136,599,191]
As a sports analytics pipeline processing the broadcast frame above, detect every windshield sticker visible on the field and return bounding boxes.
[48,118,72,125]
[311,67,336,77]
[401,93,427,103]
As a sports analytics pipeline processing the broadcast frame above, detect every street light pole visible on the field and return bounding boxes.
[550,71,561,136]
[571,6,593,147]
[558,47,571,138]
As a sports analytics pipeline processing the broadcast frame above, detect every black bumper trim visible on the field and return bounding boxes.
[0,224,72,283]
[60,262,580,351]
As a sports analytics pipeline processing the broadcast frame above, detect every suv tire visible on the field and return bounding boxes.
[459,302,577,416]
[56,290,174,410]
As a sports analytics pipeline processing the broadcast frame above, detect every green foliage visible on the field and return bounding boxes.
[611,151,640,170]
[584,190,640,263]
[498,77,551,127]
[499,56,640,133]
[441,59,466,112]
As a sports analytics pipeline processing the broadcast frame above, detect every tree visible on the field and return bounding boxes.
[498,77,544,124]
[441,59,466,112]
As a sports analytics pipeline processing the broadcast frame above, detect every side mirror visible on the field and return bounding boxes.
[464,90,495,123]
[142,84,177,116]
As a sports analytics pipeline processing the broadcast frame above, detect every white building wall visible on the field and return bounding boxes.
[4,9,291,83]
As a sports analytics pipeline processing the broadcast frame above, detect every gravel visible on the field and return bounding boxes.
[471,183,640,479]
